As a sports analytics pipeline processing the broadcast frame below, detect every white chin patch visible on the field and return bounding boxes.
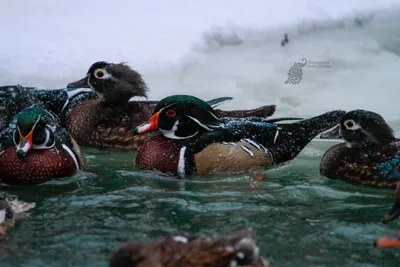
[0,209,6,224]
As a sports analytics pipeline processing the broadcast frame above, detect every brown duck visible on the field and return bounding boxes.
[66,61,277,149]
[319,110,400,223]
[0,198,35,240]
[320,109,400,189]
[109,229,269,267]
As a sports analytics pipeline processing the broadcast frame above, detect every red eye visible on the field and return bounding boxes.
[166,109,176,117]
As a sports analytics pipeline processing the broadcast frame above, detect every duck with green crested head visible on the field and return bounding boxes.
[65,61,277,149]
[132,94,345,177]
[0,107,83,183]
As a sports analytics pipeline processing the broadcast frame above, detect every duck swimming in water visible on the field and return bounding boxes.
[0,107,83,183]
[109,229,269,267]
[320,109,400,189]
[0,198,35,240]
[133,94,345,177]
[66,61,277,149]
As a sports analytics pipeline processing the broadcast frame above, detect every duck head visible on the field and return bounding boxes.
[12,108,58,157]
[133,95,223,139]
[67,61,148,105]
[333,109,395,148]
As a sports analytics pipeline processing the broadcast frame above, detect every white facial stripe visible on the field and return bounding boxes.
[161,129,199,139]
[161,121,199,139]
[186,116,214,131]
[62,144,80,170]
[0,209,6,223]
[32,129,55,150]
[177,147,187,178]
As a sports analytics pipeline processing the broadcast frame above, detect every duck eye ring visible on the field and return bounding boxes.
[94,70,105,79]
[166,109,176,118]
[343,119,360,130]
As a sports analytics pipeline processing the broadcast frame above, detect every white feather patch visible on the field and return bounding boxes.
[178,146,187,178]
[62,144,79,170]
[241,146,254,157]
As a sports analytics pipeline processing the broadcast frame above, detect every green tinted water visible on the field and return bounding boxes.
[0,141,399,267]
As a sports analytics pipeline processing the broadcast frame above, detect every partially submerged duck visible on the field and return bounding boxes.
[133,94,345,177]
[109,229,269,267]
[0,107,83,183]
[0,199,14,240]
[320,109,400,189]
[66,61,277,149]
[0,198,35,240]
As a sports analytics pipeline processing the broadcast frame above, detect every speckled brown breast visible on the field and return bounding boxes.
[194,141,272,175]
[66,100,157,149]
[0,146,79,183]
[320,142,400,189]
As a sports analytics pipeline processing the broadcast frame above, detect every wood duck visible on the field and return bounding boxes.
[0,107,83,183]
[0,198,35,240]
[65,61,277,149]
[320,109,400,188]
[132,94,345,177]
[0,85,98,130]
[319,110,400,223]
[0,199,14,240]
[109,229,269,267]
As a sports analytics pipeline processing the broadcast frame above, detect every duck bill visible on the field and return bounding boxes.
[16,130,33,157]
[133,112,160,135]
[374,233,400,248]
[320,125,342,139]
[67,76,90,88]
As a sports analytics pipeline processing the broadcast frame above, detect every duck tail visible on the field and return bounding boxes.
[271,110,345,164]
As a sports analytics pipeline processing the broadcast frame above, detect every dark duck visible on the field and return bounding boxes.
[132,94,345,177]
[0,107,83,183]
[66,61,277,149]
[0,84,98,130]
[109,229,269,267]
[320,109,400,188]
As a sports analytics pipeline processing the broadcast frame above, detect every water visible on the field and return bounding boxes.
[1,0,400,266]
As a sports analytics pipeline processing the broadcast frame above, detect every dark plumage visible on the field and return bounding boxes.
[66,61,277,149]
[109,230,269,267]
[133,94,345,177]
